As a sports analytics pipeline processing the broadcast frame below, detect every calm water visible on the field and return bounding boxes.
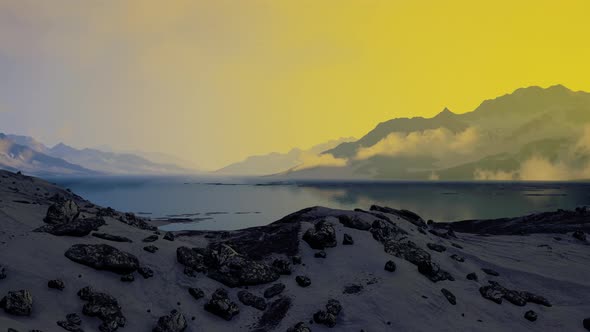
[49,176,590,231]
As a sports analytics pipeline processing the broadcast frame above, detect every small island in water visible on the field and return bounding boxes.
[0,169,588,331]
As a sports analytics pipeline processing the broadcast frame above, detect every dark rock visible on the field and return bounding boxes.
[44,199,79,224]
[176,247,207,273]
[272,258,292,275]
[177,245,279,287]
[370,205,427,228]
[427,243,447,252]
[0,264,5,279]
[524,310,537,322]
[466,273,478,281]
[343,284,363,294]
[205,245,280,287]
[383,240,452,282]
[188,288,205,301]
[120,274,134,282]
[153,310,187,332]
[342,233,354,245]
[92,232,132,243]
[573,230,587,242]
[295,276,311,287]
[302,220,337,249]
[118,212,157,231]
[36,218,105,237]
[163,232,175,241]
[254,297,292,331]
[57,313,83,331]
[428,228,457,239]
[482,268,500,276]
[314,251,327,259]
[417,260,454,282]
[48,279,65,290]
[450,254,465,262]
[313,299,342,328]
[384,260,396,272]
[338,215,371,231]
[143,235,159,243]
[451,243,463,249]
[583,318,590,331]
[67,313,82,325]
[0,290,33,316]
[441,288,456,305]
[204,288,239,321]
[264,283,285,299]
[291,256,302,265]
[78,286,125,331]
[138,266,154,279]
[479,281,551,307]
[287,322,311,332]
[370,219,408,243]
[144,246,159,253]
[65,244,139,275]
[237,290,267,311]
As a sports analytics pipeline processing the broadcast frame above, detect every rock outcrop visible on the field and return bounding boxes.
[65,244,139,275]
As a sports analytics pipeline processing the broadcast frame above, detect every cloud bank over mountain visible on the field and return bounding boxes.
[277,85,590,181]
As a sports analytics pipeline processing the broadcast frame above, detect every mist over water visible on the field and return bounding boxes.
[50,176,590,231]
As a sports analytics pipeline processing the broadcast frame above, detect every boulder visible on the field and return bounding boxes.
[153,310,187,332]
[120,274,134,282]
[163,232,175,241]
[384,260,396,272]
[314,251,327,259]
[417,260,454,282]
[302,220,337,249]
[466,273,478,281]
[138,266,154,279]
[313,299,342,328]
[144,245,159,253]
[92,232,133,243]
[36,218,105,237]
[0,264,5,279]
[482,268,500,276]
[204,289,239,321]
[254,297,292,331]
[118,212,157,231]
[176,247,207,273]
[343,284,363,294]
[295,276,311,287]
[441,288,456,305]
[272,258,292,275]
[77,286,125,331]
[143,235,159,243]
[44,199,79,224]
[188,288,205,301]
[450,254,465,262]
[573,230,587,242]
[263,283,285,299]
[65,244,139,275]
[583,318,590,331]
[0,290,33,316]
[338,215,371,231]
[57,313,83,332]
[48,279,65,290]
[524,310,537,322]
[479,281,551,307]
[343,233,354,245]
[370,219,408,244]
[287,322,311,332]
[427,243,447,252]
[237,290,267,311]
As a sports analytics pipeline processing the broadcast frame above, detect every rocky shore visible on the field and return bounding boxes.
[0,169,589,331]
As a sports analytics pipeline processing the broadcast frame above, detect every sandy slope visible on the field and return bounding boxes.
[0,170,589,331]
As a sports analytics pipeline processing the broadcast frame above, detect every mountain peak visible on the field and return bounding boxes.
[436,107,454,117]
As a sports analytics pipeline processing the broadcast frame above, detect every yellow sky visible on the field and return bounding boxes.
[1,0,589,169]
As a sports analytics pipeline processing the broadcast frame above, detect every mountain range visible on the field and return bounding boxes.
[276,85,590,180]
[215,137,355,176]
[0,134,196,176]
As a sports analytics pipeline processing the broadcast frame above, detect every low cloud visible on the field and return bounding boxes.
[355,127,480,160]
[475,125,590,181]
[293,151,348,171]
